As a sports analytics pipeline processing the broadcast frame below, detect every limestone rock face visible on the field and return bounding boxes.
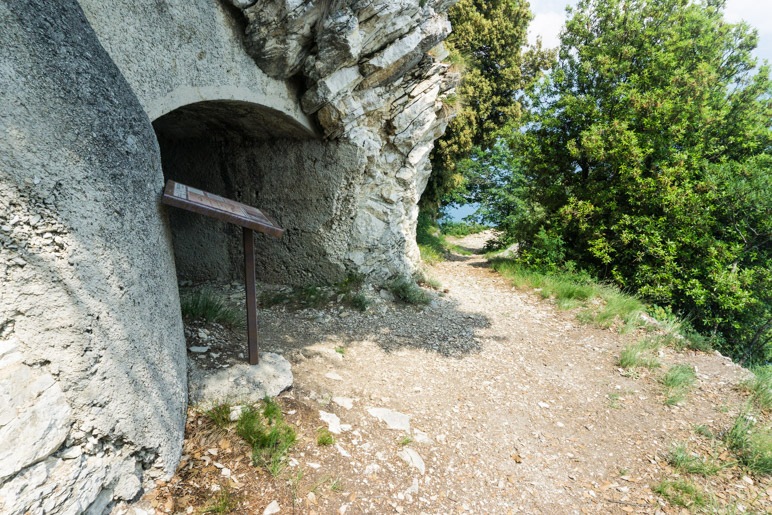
[234,0,460,279]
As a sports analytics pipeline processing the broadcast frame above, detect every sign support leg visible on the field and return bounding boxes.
[243,227,258,365]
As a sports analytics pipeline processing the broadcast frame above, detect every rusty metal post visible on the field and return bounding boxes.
[243,227,258,365]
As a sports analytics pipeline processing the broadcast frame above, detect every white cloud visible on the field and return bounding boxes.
[528,11,565,48]
[724,0,772,33]
[525,0,770,61]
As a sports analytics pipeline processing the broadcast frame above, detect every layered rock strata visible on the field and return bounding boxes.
[232,0,459,279]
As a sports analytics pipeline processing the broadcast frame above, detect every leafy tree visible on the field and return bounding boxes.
[509,0,772,361]
[421,0,554,210]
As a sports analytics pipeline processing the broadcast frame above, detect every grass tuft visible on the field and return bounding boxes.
[398,435,413,446]
[723,411,772,475]
[740,365,772,412]
[618,340,660,370]
[490,258,645,332]
[205,403,232,428]
[667,443,722,476]
[260,274,371,312]
[181,290,243,328]
[200,485,240,513]
[388,277,432,305]
[439,219,487,237]
[316,428,335,446]
[236,398,296,476]
[652,478,710,509]
[661,364,697,406]
[417,212,449,264]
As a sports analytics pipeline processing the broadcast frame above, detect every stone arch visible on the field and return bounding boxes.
[152,96,315,284]
[151,96,367,286]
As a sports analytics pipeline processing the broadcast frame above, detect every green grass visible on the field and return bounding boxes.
[398,435,413,446]
[607,392,622,409]
[618,340,661,370]
[181,289,243,328]
[694,424,714,438]
[316,428,335,446]
[490,258,645,331]
[652,478,711,509]
[388,277,432,305]
[236,398,296,476]
[329,477,343,492]
[205,403,232,428]
[416,271,442,291]
[667,443,722,476]
[416,211,476,263]
[723,411,772,475]
[417,212,450,264]
[439,220,487,237]
[200,486,239,513]
[740,366,772,412]
[661,364,697,405]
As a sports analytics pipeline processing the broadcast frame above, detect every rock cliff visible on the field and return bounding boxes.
[233,0,459,279]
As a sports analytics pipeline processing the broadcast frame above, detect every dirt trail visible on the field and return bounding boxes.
[139,231,770,514]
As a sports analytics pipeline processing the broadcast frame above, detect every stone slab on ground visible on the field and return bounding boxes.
[188,352,293,406]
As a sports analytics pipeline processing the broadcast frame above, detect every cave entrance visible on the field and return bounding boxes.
[152,99,314,284]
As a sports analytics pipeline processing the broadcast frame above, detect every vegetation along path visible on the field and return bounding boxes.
[136,231,771,514]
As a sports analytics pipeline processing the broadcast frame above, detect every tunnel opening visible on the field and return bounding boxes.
[152,99,314,285]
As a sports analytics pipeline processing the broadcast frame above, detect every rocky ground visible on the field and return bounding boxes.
[127,232,770,514]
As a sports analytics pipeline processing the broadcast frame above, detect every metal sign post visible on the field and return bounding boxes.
[161,180,284,365]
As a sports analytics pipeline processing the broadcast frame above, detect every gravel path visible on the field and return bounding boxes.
[143,231,770,514]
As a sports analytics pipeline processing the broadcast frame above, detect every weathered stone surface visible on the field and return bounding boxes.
[0,340,71,483]
[232,0,460,281]
[188,353,293,406]
[1,1,186,511]
[0,453,140,515]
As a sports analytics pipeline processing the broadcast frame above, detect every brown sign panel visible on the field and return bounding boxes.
[161,180,284,238]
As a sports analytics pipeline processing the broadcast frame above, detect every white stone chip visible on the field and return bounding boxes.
[263,500,280,515]
[332,397,354,409]
[397,448,425,475]
[320,410,345,434]
[367,407,410,431]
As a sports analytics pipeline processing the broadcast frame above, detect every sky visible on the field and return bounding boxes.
[527,0,772,64]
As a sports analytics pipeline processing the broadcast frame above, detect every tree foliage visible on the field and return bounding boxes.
[421,0,554,210]
[493,0,771,362]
